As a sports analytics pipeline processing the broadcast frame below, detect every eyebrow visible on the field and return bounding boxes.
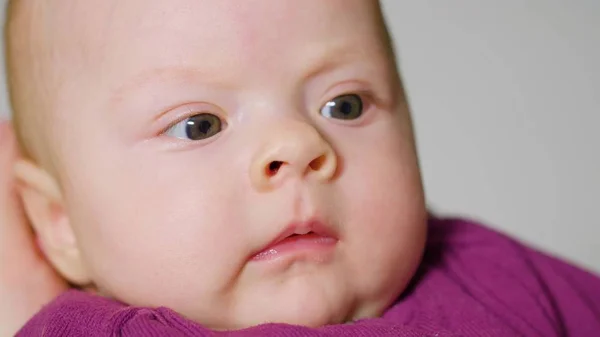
[109,40,385,112]
[302,41,378,82]
[110,67,228,103]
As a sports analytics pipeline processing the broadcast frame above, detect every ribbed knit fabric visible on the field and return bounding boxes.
[18,217,600,336]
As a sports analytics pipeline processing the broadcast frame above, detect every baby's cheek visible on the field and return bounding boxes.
[342,187,424,304]
[71,162,247,311]
[335,126,426,298]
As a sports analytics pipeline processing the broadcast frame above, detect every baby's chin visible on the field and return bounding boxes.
[194,278,395,331]
[220,297,390,331]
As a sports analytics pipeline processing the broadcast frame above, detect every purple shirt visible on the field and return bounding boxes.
[18,217,600,336]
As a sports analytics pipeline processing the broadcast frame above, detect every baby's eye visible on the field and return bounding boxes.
[320,94,363,120]
[165,113,223,141]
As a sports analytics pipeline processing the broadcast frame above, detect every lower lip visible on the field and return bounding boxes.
[252,234,337,261]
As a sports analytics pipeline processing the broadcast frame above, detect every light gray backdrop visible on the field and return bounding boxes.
[2,1,599,273]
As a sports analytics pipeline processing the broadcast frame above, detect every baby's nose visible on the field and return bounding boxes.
[249,122,337,191]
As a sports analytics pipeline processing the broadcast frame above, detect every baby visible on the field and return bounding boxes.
[4,0,600,336]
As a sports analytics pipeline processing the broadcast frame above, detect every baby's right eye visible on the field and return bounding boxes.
[165,113,224,141]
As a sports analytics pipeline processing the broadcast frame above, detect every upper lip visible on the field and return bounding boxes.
[253,219,338,256]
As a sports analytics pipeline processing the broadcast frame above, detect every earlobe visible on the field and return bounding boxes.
[13,159,91,286]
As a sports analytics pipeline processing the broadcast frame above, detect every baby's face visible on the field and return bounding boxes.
[45,0,426,329]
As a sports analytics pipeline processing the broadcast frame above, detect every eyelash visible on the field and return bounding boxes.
[160,107,225,135]
[319,83,384,115]
[322,90,376,114]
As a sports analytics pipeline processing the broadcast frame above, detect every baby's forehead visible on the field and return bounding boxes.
[49,1,390,91]
[10,0,390,108]
[39,0,384,41]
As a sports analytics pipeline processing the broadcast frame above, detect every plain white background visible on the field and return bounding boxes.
[1,1,599,273]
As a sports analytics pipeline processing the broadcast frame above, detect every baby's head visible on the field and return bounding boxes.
[6,0,427,329]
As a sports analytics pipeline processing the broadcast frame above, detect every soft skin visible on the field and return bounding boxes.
[7,0,427,330]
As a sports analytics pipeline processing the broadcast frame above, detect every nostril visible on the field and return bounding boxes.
[267,161,284,176]
[309,155,327,171]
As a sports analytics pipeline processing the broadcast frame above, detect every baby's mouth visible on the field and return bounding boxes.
[251,221,338,262]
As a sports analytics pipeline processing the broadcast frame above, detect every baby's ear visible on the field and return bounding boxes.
[13,160,91,286]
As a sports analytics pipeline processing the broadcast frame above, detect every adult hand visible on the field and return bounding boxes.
[0,121,68,336]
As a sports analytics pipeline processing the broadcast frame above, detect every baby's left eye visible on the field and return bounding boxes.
[320,94,363,120]
[165,113,224,141]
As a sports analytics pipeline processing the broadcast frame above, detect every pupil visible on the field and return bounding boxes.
[340,101,353,116]
[198,120,212,134]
